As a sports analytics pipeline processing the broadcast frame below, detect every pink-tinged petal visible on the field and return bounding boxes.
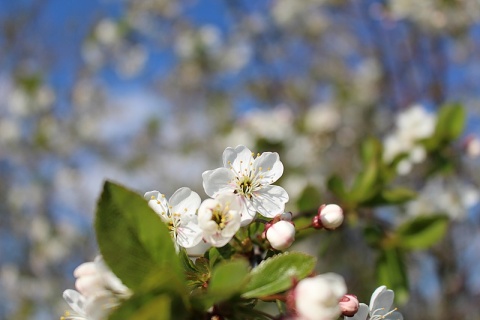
[253,152,284,184]
[370,286,394,316]
[63,289,87,316]
[222,145,254,173]
[176,222,203,248]
[169,187,201,220]
[252,185,289,218]
[202,168,235,197]
[345,303,369,320]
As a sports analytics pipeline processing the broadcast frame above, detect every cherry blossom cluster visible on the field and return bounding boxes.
[145,145,290,250]
[61,145,403,320]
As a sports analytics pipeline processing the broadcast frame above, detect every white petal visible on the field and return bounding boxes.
[63,289,87,316]
[73,262,97,278]
[169,187,201,220]
[186,240,211,257]
[202,168,235,197]
[253,152,284,184]
[239,196,256,226]
[221,212,241,238]
[204,232,233,247]
[252,185,289,218]
[345,303,369,320]
[385,311,403,320]
[84,292,116,320]
[222,145,254,171]
[176,222,203,248]
[370,286,394,316]
[75,274,103,297]
[144,190,169,219]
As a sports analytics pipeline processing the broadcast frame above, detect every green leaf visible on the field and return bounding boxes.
[381,188,416,204]
[296,185,321,212]
[350,160,379,202]
[241,252,316,299]
[208,259,250,297]
[327,175,347,201]
[376,248,409,304]
[108,271,190,320]
[396,215,449,250]
[434,104,466,142]
[361,137,382,164]
[95,181,182,290]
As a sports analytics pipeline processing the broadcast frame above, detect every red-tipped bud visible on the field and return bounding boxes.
[314,204,344,230]
[339,294,359,317]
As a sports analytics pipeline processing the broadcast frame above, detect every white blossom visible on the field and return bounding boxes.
[62,256,130,320]
[203,145,289,224]
[197,193,242,247]
[145,187,202,248]
[383,104,436,175]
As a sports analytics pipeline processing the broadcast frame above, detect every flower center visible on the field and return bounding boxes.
[211,203,231,230]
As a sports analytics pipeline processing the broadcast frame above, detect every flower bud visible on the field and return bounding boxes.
[291,273,347,320]
[315,204,344,230]
[266,220,296,250]
[339,294,359,317]
[464,135,480,158]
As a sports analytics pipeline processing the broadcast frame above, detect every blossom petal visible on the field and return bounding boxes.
[252,185,289,218]
[85,292,116,320]
[345,303,369,320]
[385,311,403,320]
[63,289,87,316]
[222,145,254,173]
[144,190,169,220]
[202,168,235,197]
[169,187,201,221]
[75,274,103,297]
[176,222,203,248]
[253,152,284,184]
[204,232,233,247]
[239,197,256,226]
[370,286,394,316]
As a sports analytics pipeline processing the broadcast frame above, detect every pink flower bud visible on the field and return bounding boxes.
[464,135,480,158]
[266,220,296,250]
[339,294,359,317]
[317,204,344,230]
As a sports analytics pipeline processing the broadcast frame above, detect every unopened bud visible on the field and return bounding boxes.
[464,135,480,158]
[314,204,344,230]
[266,220,296,250]
[291,273,347,320]
[339,294,359,317]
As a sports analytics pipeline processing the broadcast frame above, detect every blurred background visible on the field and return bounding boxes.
[1,0,480,319]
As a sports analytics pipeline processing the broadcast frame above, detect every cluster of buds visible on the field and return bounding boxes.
[312,204,344,230]
[263,212,296,251]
